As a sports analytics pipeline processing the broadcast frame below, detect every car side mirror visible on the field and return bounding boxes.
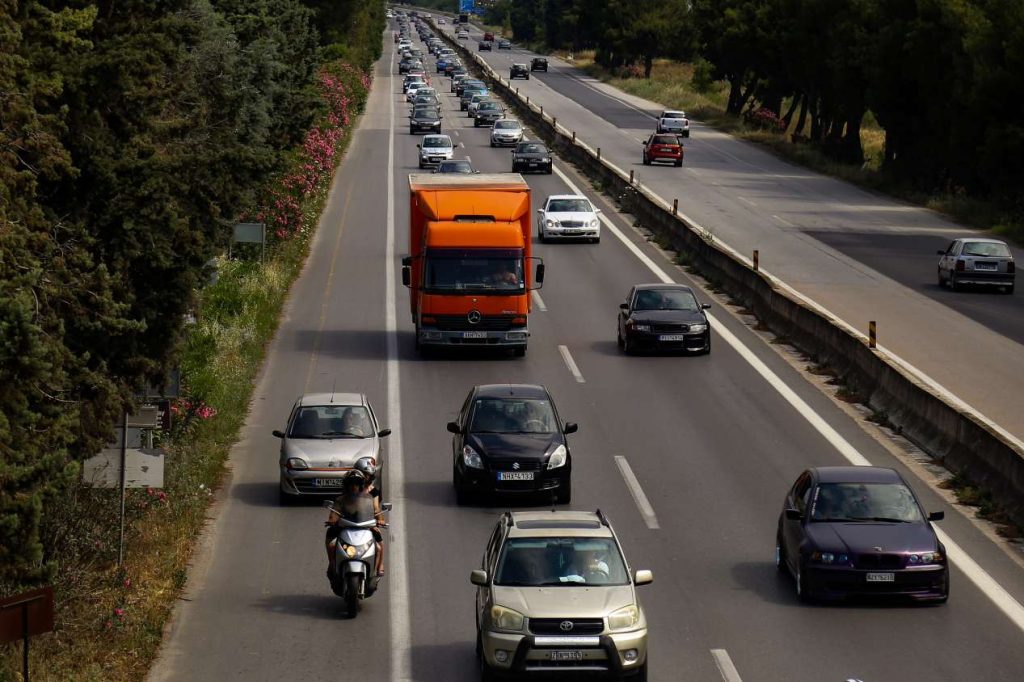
[936,250,946,256]
[785,508,802,521]
[563,422,578,435]
[470,569,488,586]
[446,421,461,434]
[401,265,411,287]
[272,430,285,438]
[416,143,421,148]
[381,502,393,512]
[928,511,944,521]
[619,302,628,310]
[701,303,711,310]
[378,429,392,438]
[634,569,654,586]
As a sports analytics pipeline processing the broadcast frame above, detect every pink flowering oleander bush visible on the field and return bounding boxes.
[251,62,371,241]
[744,106,787,132]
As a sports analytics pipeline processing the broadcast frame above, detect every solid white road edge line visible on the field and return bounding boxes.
[558,345,585,383]
[531,289,547,311]
[711,649,743,682]
[386,47,413,681]
[551,163,1024,634]
[613,456,660,530]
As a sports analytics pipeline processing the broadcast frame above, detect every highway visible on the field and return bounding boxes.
[448,22,1024,447]
[147,25,1024,682]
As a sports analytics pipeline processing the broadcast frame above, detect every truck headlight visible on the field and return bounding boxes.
[462,445,483,469]
[490,605,525,632]
[608,605,639,631]
[546,444,567,469]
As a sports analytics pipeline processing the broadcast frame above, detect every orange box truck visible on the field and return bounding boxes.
[402,173,543,356]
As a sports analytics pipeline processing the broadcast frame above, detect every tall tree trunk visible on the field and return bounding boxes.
[809,97,822,140]
[840,111,865,165]
[643,54,653,79]
[727,77,743,114]
[794,94,809,138]
[738,79,757,113]
[782,93,801,129]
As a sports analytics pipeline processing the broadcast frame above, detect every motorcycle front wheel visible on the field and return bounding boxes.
[345,574,361,617]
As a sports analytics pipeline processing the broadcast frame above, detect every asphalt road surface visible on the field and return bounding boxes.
[451,21,1024,447]
[147,27,1024,682]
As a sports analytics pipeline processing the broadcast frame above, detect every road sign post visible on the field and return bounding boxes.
[0,586,54,682]
[231,222,266,262]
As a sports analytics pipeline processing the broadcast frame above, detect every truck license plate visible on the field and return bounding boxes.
[866,572,894,582]
[659,334,687,341]
[463,331,488,339]
[550,651,584,662]
[497,471,534,481]
[314,478,344,488]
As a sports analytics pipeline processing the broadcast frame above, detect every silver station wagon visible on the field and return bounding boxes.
[937,237,1015,293]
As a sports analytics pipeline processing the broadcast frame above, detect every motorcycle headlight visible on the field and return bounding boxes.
[546,444,567,470]
[607,605,639,631]
[285,457,308,470]
[490,605,525,632]
[462,445,484,469]
[688,323,708,333]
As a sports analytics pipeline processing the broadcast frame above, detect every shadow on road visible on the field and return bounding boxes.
[253,592,348,621]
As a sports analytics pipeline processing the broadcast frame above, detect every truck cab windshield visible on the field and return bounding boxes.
[424,249,524,293]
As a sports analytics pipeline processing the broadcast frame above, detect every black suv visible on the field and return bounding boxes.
[448,384,576,505]
[511,141,553,174]
[530,57,548,72]
[510,63,530,80]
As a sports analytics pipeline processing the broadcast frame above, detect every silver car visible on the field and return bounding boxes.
[937,237,1015,293]
[273,393,390,504]
[490,119,524,147]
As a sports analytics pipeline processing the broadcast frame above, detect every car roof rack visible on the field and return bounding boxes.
[595,508,610,527]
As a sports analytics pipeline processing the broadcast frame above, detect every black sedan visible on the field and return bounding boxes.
[777,466,949,603]
[409,106,441,134]
[511,141,553,174]
[449,384,576,506]
[510,63,530,80]
[617,284,711,354]
[473,101,504,127]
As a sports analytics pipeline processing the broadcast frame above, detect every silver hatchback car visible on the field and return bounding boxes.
[937,237,1015,293]
[273,393,390,504]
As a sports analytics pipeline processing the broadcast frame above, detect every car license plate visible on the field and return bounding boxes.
[314,478,344,488]
[659,334,687,341]
[550,651,583,662]
[866,572,894,582]
[975,263,997,271]
[564,229,581,234]
[528,162,538,167]
[497,471,534,481]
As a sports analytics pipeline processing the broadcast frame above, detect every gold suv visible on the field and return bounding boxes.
[472,510,652,680]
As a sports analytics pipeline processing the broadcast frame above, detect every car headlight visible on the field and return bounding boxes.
[687,323,708,333]
[462,445,484,469]
[546,444,567,470]
[588,218,599,228]
[910,551,944,565]
[545,219,558,228]
[490,605,525,632]
[607,605,639,631]
[628,321,650,332]
[285,457,308,470]
[542,157,551,163]
[811,551,849,565]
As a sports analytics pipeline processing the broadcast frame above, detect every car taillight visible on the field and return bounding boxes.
[1008,261,1015,273]
[955,260,965,272]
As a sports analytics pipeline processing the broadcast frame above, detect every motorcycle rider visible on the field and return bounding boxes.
[353,456,385,578]
[325,471,379,579]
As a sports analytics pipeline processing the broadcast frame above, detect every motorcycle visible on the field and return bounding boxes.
[323,499,391,617]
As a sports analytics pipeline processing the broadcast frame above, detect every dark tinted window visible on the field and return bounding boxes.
[652,135,679,145]
[634,289,698,311]
[810,483,923,522]
[516,143,547,154]
[470,398,556,434]
[962,241,1011,258]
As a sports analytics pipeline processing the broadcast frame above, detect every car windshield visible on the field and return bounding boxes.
[547,199,591,213]
[413,109,439,119]
[652,135,679,145]
[962,241,1011,257]
[494,121,520,129]
[810,483,924,523]
[424,252,524,292]
[516,143,547,154]
[423,136,452,148]
[479,103,501,111]
[470,397,557,434]
[663,111,686,119]
[634,289,698,311]
[438,160,473,173]
[494,537,629,586]
[289,405,373,439]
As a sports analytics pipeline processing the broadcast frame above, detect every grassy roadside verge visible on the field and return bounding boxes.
[570,53,1023,245]
[0,62,370,682]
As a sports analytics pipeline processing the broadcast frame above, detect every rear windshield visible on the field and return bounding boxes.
[516,143,547,154]
[663,111,686,119]
[652,135,679,145]
[962,241,1011,258]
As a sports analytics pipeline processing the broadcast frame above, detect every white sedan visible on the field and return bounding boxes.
[537,195,601,243]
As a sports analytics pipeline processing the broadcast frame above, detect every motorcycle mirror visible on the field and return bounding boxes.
[322,500,334,509]
[381,502,394,512]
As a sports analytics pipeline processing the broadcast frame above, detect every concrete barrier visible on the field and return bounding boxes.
[432,19,1024,525]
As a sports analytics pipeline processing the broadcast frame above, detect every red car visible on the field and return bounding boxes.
[642,133,684,167]
[483,31,495,41]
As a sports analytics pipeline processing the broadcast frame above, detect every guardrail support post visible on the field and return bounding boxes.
[752,249,759,271]
[516,87,519,96]
[572,131,576,143]
[597,147,601,160]
[672,199,678,215]
[629,169,634,184]
[869,321,877,349]
[540,105,544,117]
[526,95,529,105]
[552,116,557,129]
